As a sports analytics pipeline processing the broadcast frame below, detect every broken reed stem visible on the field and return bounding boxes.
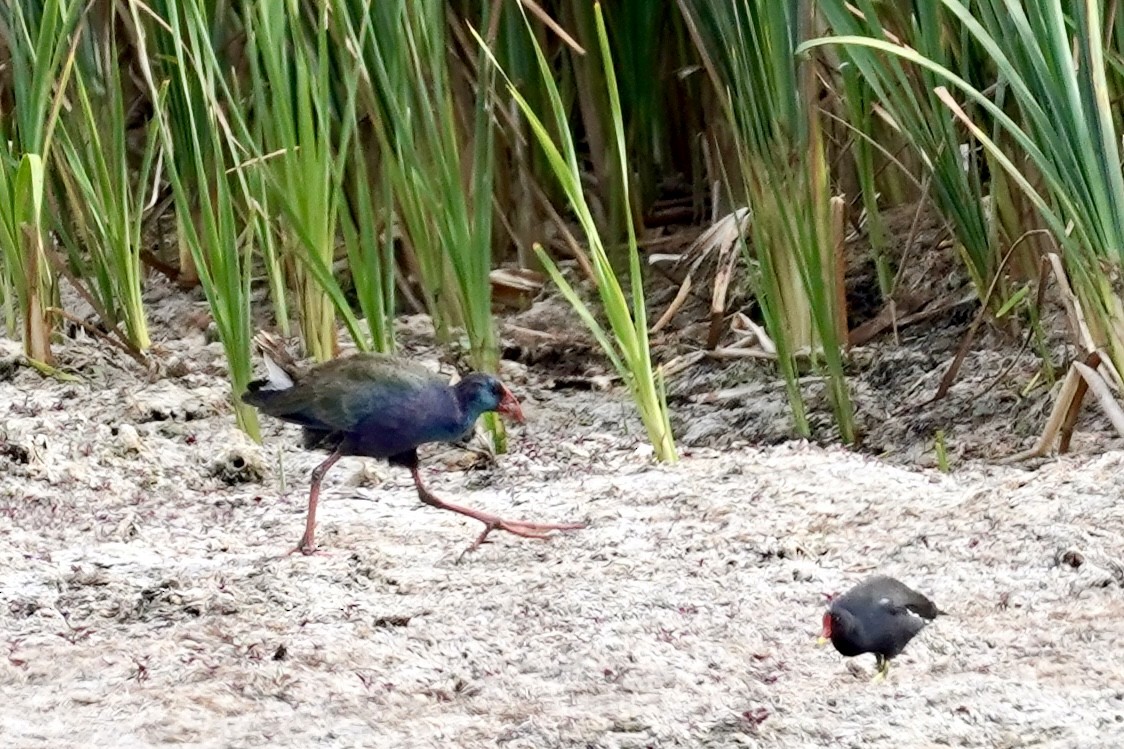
[1000,350,1124,464]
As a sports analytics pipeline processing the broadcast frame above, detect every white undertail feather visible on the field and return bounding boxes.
[261,352,294,391]
[253,331,299,392]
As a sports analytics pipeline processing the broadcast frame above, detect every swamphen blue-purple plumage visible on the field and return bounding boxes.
[242,349,583,555]
[817,575,941,681]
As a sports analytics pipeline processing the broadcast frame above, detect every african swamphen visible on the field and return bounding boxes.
[817,575,941,681]
[242,346,584,555]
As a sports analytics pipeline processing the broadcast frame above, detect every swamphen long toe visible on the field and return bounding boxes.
[817,575,942,681]
[242,344,584,555]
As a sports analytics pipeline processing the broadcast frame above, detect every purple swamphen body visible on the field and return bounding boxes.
[242,347,583,555]
[818,575,941,681]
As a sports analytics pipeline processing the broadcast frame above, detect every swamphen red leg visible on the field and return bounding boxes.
[408,467,585,551]
[291,450,342,556]
[291,448,583,556]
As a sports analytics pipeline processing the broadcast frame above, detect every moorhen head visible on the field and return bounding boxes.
[817,574,941,681]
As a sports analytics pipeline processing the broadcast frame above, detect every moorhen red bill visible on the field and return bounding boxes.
[242,345,584,555]
[817,574,941,681]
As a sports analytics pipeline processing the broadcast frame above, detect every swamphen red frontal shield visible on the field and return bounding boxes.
[817,575,941,681]
[242,348,584,555]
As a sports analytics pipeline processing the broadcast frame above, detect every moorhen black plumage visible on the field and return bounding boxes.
[817,574,942,681]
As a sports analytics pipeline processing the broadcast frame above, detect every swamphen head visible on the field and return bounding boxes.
[454,373,524,423]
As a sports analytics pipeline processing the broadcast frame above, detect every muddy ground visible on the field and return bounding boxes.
[2,238,1124,747]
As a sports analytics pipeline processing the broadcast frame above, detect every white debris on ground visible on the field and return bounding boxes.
[1,328,1123,749]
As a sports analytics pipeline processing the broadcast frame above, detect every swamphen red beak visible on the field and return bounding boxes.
[497,386,525,423]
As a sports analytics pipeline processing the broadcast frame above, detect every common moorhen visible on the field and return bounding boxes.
[817,574,941,681]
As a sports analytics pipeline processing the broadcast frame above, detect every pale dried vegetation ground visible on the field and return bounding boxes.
[1,287,1123,749]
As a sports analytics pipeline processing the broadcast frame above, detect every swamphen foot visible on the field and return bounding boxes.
[411,467,585,553]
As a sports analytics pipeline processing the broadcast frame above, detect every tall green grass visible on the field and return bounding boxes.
[240,0,395,356]
[54,20,159,353]
[336,0,497,368]
[137,0,232,290]
[813,1,1000,304]
[0,0,83,364]
[477,2,677,462]
[246,0,345,362]
[133,0,261,437]
[5,0,1124,457]
[336,141,397,354]
[805,0,1124,384]
[682,0,855,443]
